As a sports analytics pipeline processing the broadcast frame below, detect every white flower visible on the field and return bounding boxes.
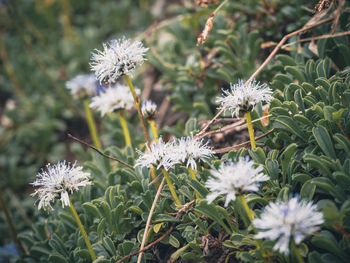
[205,158,269,207]
[216,79,273,117]
[89,84,140,116]
[141,100,157,120]
[135,138,178,171]
[171,136,213,170]
[66,74,98,98]
[90,37,148,85]
[253,197,324,255]
[31,161,92,210]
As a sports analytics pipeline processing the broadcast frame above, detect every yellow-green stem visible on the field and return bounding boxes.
[83,99,101,150]
[188,167,201,199]
[291,239,305,263]
[213,0,229,15]
[245,111,256,149]
[239,195,254,222]
[124,75,150,144]
[148,120,158,143]
[118,111,132,146]
[162,169,182,206]
[69,200,96,261]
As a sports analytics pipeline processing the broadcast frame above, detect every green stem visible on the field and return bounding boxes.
[0,191,26,254]
[148,120,158,143]
[188,167,201,199]
[69,200,96,261]
[162,169,182,206]
[118,111,132,146]
[83,99,101,150]
[213,0,229,15]
[245,111,256,149]
[239,195,254,222]
[124,75,150,145]
[291,239,305,263]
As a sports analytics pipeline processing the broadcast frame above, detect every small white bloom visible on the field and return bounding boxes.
[205,157,269,207]
[66,74,98,98]
[171,136,213,170]
[135,138,178,171]
[253,197,324,255]
[89,84,139,116]
[31,161,92,210]
[141,100,157,120]
[90,37,148,85]
[216,79,273,117]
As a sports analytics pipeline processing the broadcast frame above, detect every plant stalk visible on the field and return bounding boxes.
[239,195,254,222]
[0,191,26,254]
[188,167,201,198]
[245,111,256,149]
[118,110,132,146]
[124,75,150,145]
[148,120,158,143]
[161,169,182,206]
[69,199,96,261]
[83,99,101,150]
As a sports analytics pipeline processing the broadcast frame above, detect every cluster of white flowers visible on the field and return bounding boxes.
[89,83,140,116]
[135,136,213,171]
[216,79,273,117]
[141,100,157,120]
[90,37,148,85]
[172,136,213,170]
[31,161,92,210]
[253,197,324,255]
[205,157,269,207]
[66,74,98,99]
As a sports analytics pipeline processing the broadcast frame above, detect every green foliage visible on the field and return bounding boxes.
[1,0,350,262]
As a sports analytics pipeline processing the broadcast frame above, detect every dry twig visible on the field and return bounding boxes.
[67,134,134,169]
[137,177,166,263]
[116,200,196,263]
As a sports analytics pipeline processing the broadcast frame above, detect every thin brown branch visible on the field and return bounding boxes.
[0,191,27,254]
[196,15,335,138]
[282,31,350,49]
[213,129,274,154]
[116,200,195,263]
[137,177,166,263]
[67,134,134,169]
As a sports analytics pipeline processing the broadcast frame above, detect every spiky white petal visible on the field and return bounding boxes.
[89,84,139,116]
[205,157,269,207]
[31,161,91,210]
[135,138,178,171]
[90,37,148,84]
[141,100,157,120]
[253,197,324,255]
[216,79,273,117]
[171,136,213,170]
[66,74,98,98]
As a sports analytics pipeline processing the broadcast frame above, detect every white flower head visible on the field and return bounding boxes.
[205,157,269,207]
[66,74,98,99]
[141,100,157,120]
[171,136,214,171]
[135,138,178,171]
[90,37,148,85]
[31,161,92,210]
[253,197,324,255]
[89,83,140,116]
[216,79,273,117]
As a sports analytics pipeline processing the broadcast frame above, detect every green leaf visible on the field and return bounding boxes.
[74,249,91,261]
[312,126,336,159]
[103,236,116,256]
[83,202,102,219]
[285,66,305,82]
[188,178,209,198]
[169,234,180,248]
[48,253,68,263]
[273,116,306,141]
[276,54,297,66]
[300,180,316,201]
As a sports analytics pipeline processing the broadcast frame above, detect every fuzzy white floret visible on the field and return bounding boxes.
[205,157,269,207]
[31,161,91,210]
